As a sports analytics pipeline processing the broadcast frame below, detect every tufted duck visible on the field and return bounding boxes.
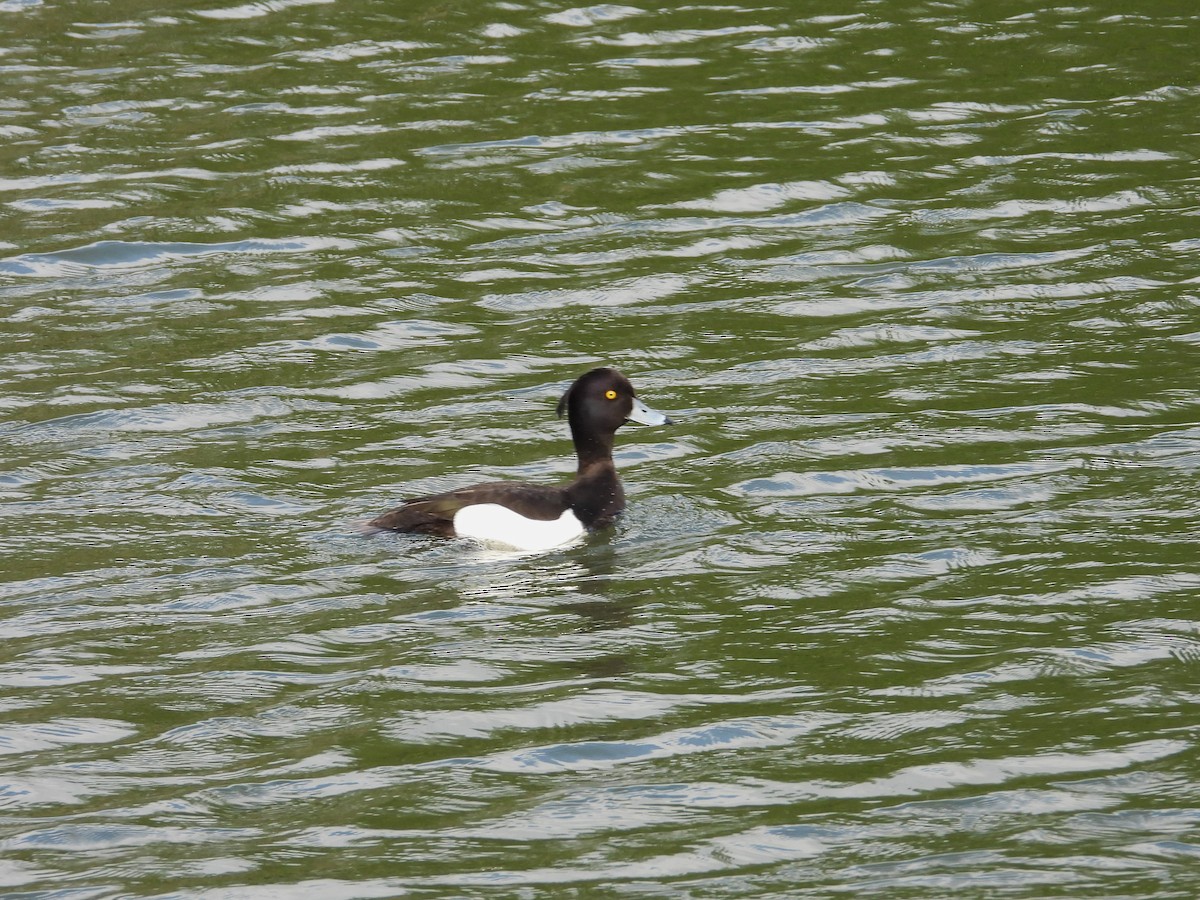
[367,367,672,550]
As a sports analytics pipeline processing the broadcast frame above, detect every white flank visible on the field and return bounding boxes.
[453,504,586,552]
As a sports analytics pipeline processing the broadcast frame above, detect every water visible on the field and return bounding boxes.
[2,2,1198,897]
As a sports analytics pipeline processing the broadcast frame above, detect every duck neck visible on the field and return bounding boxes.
[566,418,626,528]
[569,419,615,473]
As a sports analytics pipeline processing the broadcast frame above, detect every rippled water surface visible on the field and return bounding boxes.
[3,2,1199,897]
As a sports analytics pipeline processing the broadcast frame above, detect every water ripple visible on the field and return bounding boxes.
[2,1,1198,897]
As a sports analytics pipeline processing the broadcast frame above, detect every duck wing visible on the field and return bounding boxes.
[367,482,570,537]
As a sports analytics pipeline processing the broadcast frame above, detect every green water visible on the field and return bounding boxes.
[2,2,1198,897]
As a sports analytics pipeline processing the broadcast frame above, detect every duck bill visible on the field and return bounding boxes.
[628,397,673,426]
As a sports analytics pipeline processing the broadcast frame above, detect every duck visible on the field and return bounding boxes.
[367,367,673,551]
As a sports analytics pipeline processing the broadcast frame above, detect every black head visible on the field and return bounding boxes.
[555,367,671,467]
[557,367,632,433]
[556,367,670,432]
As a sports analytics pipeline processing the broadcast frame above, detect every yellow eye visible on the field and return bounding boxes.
[604,389,618,400]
